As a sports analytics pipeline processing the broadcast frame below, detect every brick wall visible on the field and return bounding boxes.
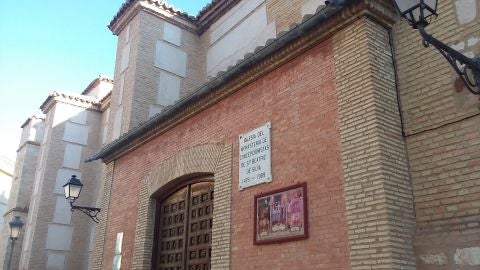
[392,0,480,268]
[101,39,350,270]
[333,16,415,269]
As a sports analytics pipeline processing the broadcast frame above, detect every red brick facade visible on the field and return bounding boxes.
[102,40,351,269]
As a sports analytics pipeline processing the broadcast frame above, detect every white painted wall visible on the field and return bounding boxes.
[54,168,81,195]
[206,2,276,77]
[53,104,87,127]
[149,105,163,118]
[63,122,89,145]
[112,109,123,140]
[33,169,42,195]
[62,144,83,170]
[118,74,125,105]
[46,252,66,270]
[120,43,131,73]
[52,196,72,224]
[154,42,187,77]
[210,0,264,43]
[157,72,181,106]
[163,22,182,46]
[45,224,73,251]
[455,0,477,25]
[102,108,111,144]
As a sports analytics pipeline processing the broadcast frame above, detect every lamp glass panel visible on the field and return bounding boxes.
[394,0,419,13]
[10,226,20,239]
[69,184,82,199]
[64,184,82,199]
[394,0,437,24]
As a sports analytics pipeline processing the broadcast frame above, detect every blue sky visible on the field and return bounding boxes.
[0,0,210,160]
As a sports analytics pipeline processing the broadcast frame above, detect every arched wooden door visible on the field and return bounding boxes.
[153,179,214,270]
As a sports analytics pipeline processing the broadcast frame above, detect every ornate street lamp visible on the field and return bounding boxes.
[392,0,480,95]
[63,175,101,223]
[6,216,24,270]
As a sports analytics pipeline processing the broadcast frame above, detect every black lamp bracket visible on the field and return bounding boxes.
[417,4,480,95]
[70,202,101,223]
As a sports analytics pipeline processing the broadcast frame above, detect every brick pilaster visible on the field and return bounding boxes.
[90,162,115,270]
[333,17,416,269]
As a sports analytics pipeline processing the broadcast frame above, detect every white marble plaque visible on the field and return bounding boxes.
[239,122,272,189]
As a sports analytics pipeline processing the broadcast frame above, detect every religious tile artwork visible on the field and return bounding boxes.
[254,183,308,244]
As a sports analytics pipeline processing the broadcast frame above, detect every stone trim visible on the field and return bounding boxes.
[131,144,232,269]
[90,162,115,270]
[333,17,416,269]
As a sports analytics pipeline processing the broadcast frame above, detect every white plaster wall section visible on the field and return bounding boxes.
[33,119,45,142]
[53,104,86,127]
[157,71,181,106]
[47,252,66,270]
[163,22,182,46]
[42,114,51,144]
[33,169,42,195]
[69,108,87,125]
[301,0,326,16]
[45,224,73,251]
[87,223,95,267]
[120,42,131,73]
[124,24,131,44]
[149,105,163,118]
[88,224,95,252]
[52,196,72,224]
[63,122,89,146]
[206,4,276,77]
[102,107,111,144]
[209,0,264,44]
[54,168,81,195]
[22,226,32,252]
[118,73,125,105]
[112,108,123,140]
[154,41,187,77]
[455,0,477,25]
[27,125,37,142]
[62,143,83,170]
[454,247,480,266]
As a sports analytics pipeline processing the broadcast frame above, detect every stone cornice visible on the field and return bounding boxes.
[89,0,396,163]
[109,0,197,35]
[16,140,41,153]
[40,91,101,113]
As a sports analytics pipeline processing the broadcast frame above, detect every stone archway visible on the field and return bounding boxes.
[130,144,232,270]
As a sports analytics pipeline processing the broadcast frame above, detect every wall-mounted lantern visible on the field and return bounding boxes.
[392,0,480,95]
[63,175,101,223]
[6,216,24,270]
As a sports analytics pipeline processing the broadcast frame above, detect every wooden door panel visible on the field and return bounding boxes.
[186,183,213,270]
[157,187,188,270]
[155,181,214,270]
